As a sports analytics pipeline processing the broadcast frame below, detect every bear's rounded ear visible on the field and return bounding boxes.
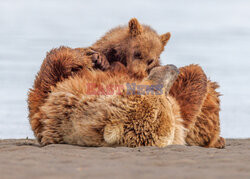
[160,32,171,46]
[128,18,142,37]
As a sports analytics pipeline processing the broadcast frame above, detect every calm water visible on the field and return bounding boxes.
[0,0,250,138]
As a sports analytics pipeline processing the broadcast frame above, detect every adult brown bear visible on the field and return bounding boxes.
[34,65,186,147]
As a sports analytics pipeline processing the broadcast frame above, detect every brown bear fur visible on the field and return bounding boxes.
[28,47,94,141]
[184,80,225,148]
[78,18,171,79]
[36,65,186,147]
[28,18,225,148]
[169,65,225,148]
[28,18,171,142]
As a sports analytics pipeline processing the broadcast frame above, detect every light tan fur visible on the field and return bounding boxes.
[38,65,186,147]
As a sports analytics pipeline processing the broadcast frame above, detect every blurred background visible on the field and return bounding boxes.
[0,0,249,139]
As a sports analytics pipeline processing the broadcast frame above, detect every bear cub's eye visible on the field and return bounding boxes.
[134,52,142,59]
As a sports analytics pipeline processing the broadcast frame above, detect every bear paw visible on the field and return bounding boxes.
[104,123,123,145]
[86,49,110,70]
[214,137,226,149]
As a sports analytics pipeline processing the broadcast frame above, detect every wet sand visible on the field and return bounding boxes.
[0,139,249,179]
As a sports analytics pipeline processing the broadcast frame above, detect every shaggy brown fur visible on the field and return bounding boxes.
[28,18,225,148]
[28,47,95,141]
[169,65,225,148]
[36,65,186,147]
[28,18,171,142]
[85,18,225,148]
[184,80,225,148]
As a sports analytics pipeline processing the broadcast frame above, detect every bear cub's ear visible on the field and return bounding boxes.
[129,18,142,37]
[160,32,171,46]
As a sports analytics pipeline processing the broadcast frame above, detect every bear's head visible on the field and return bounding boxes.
[92,18,171,79]
[126,18,171,79]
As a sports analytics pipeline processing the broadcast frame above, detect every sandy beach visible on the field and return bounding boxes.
[0,139,249,179]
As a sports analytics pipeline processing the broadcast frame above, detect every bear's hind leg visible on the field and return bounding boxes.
[185,81,225,149]
[169,64,208,130]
